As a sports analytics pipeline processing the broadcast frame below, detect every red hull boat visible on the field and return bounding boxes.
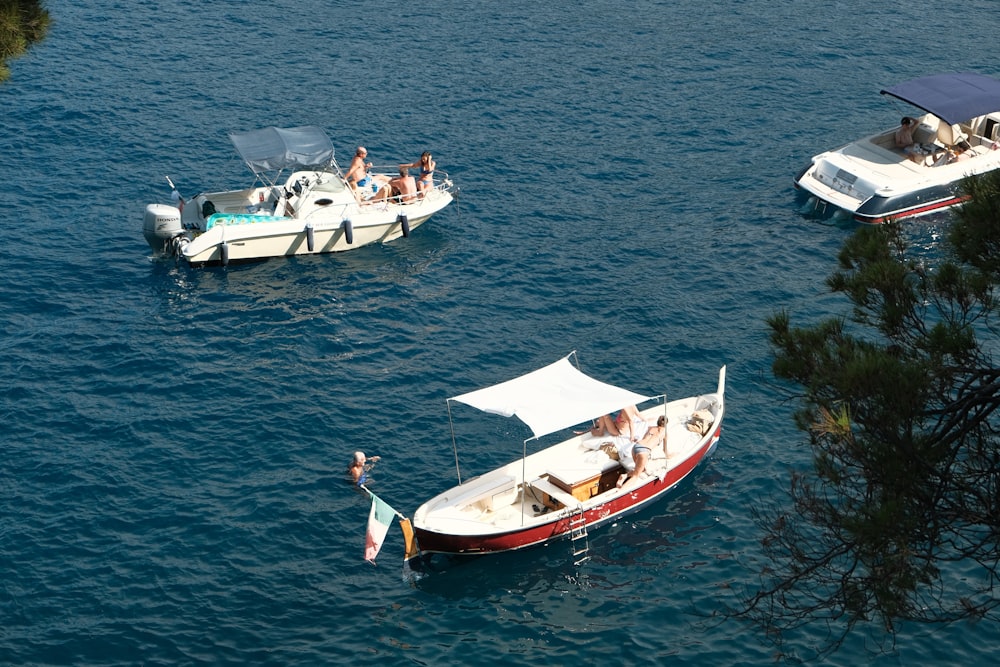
[405,354,726,564]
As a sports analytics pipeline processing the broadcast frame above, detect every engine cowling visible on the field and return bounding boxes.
[143,204,185,254]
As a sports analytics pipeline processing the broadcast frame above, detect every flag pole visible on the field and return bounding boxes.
[399,517,421,561]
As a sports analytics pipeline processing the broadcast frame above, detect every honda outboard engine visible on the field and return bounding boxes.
[143,204,187,255]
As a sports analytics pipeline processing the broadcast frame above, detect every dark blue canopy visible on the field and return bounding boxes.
[881,73,1000,126]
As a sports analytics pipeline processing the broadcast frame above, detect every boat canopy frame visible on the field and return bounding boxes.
[880,72,1000,126]
[228,125,341,189]
[445,351,663,486]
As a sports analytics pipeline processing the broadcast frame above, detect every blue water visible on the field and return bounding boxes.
[2,0,998,664]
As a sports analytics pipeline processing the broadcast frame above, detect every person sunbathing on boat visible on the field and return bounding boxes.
[583,405,646,440]
[617,415,667,488]
[931,144,975,167]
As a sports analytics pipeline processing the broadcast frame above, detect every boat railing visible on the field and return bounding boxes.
[357,171,455,208]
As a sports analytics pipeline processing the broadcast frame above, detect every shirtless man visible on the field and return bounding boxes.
[345,147,372,189]
[390,166,417,203]
[895,117,925,162]
[349,451,380,487]
[345,146,390,195]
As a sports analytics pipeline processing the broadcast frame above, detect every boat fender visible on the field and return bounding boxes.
[305,223,315,252]
[220,241,229,266]
[342,218,354,245]
[397,213,410,238]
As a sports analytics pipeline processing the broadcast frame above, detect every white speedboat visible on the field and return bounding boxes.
[142,126,456,265]
[795,72,1000,223]
[397,353,726,565]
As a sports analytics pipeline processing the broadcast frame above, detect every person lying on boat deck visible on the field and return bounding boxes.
[400,151,435,198]
[931,144,975,167]
[895,116,929,163]
[371,166,417,204]
[349,451,381,487]
[583,405,646,440]
[617,415,667,488]
[346,146,390,194]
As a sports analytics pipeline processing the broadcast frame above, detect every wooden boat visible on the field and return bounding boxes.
[404,353,726,564]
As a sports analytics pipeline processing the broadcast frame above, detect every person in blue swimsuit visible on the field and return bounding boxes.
[349,451,381,487]
[400,151,436,198]
[346,146,389,197]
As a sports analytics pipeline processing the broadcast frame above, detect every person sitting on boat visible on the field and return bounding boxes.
[372,166,418,204]
[617,415,667,488]
[346,146,390,195]
[400,151,435,198]
[932,143,975,167]
[895,116,929,163]
[349,451,380,487]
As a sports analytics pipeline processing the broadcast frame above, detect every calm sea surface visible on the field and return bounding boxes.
[2,1,998,664]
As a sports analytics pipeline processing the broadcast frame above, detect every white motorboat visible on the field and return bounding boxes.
[142,126,456,265]
[397,353,726,565]
[794,72,1000,223]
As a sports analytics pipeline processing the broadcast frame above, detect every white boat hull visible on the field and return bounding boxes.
[794,73,1000,223]
[178,197,448,265]
[143,126,457,265]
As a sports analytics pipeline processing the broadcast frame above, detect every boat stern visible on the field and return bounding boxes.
[794,152,879,215]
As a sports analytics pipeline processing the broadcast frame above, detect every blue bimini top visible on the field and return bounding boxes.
[881,72,1000,126]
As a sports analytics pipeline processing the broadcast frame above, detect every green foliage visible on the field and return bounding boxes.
[740,170,1000,659]
[0,0,50,82]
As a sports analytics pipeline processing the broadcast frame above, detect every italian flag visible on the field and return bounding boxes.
[364,491,396,564]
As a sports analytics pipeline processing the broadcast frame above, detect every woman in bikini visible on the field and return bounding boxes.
[617,415,667,488]
[582,404,643,438]
[401,151,436,198]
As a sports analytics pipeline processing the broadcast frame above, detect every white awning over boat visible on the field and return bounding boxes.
[449,355,652,439]
[229,126,336,173]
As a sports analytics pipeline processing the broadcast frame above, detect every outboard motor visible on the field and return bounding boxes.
[143,204,186,254]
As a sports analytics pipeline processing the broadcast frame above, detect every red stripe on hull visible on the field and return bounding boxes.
[414,426,721,556]
[855,195,966,224]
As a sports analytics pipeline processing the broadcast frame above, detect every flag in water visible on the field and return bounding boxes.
[364,491,396,564]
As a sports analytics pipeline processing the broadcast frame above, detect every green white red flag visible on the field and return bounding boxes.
[364,491,396,564]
